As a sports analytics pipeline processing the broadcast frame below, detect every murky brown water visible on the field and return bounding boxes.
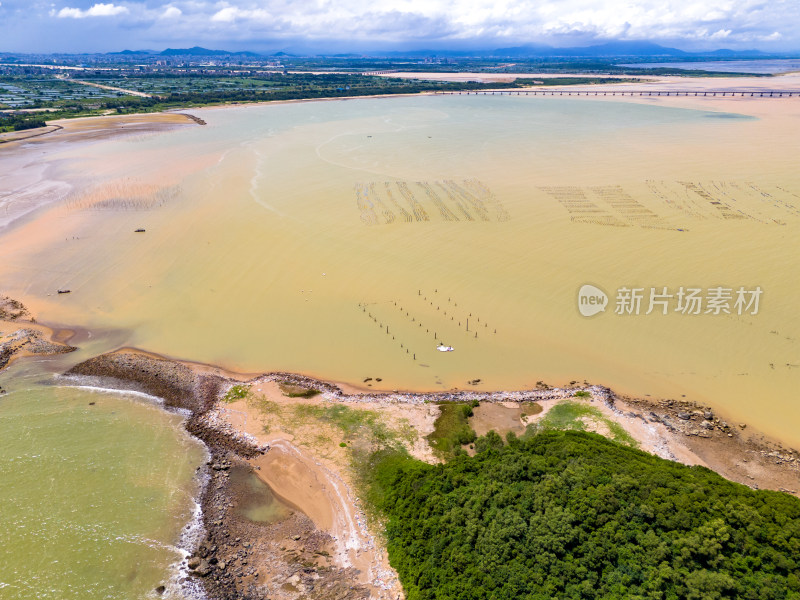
[2,95,799,445]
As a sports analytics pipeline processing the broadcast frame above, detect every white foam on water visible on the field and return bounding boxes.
[167,466,211,600]
[57,383,166,405]
[53,377,194,418]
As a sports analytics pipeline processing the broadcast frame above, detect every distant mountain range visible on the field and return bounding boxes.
[106,42,782,59]
[112,46,263,57]
[492,41,769,58]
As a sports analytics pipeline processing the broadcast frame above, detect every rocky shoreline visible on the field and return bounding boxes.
[64,352,374,600]
[249,371,800,491]
[60,349,800,599]
[65,353,268,599]
[613,394,800,494]
[1,296,77,378]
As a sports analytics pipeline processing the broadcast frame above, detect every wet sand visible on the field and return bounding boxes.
[0,297,76,371]
[0,124,63,144]
[0,111,198,149]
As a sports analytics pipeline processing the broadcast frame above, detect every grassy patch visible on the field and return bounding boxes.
[520,402,543,417]
[292,403,394,446]
[314,433,333,447]
[528,400,638,447]
[395,418,418,447]
[247,395,280,414]
[278,382,321,398]
[427,402,478,457]
[573,390,591,398]
[221,384,250,403]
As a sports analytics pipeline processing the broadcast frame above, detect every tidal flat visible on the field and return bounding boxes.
[2,90,799,445]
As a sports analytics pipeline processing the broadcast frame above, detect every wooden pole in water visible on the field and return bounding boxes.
[466,318,469,331]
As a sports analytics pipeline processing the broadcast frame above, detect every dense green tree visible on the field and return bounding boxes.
[369,432,800,600]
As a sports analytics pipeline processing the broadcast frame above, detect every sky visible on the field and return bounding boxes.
[0,0,798,54]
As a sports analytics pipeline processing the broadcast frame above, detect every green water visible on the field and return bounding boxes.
[0,372,205,599]
[230,466,293,524]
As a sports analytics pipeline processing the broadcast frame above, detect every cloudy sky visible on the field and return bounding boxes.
[0,0,797,54]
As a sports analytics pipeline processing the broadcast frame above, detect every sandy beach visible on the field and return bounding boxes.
[0,111,199,148]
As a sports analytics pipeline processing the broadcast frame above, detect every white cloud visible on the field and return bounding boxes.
[210,6,271,23]
[179,0,796,46]
[161,5,181,18]
[210,7,238,22]
[57,3,129,18]
[31,0,800,50]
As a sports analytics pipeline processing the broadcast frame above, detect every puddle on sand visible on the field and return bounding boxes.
[230,465,298,524]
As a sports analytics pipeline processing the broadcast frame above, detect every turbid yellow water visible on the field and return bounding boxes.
[1,94,799,445]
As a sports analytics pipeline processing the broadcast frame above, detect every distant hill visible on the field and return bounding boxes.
[96,43,786,61]
[110,49,155,55]
[159,47,262,57]
[704,48,768,57]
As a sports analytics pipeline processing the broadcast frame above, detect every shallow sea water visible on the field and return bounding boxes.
[0,360,205,600]
[1,94,799,444]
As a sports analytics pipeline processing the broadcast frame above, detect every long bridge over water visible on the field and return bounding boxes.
[435,89,800,98]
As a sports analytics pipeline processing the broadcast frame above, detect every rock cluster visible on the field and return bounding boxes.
[0,328,76,370]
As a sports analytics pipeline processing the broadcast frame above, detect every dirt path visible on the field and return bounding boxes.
[67,78,153,98]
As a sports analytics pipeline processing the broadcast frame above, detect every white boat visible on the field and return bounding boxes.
[436,344,454,352]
